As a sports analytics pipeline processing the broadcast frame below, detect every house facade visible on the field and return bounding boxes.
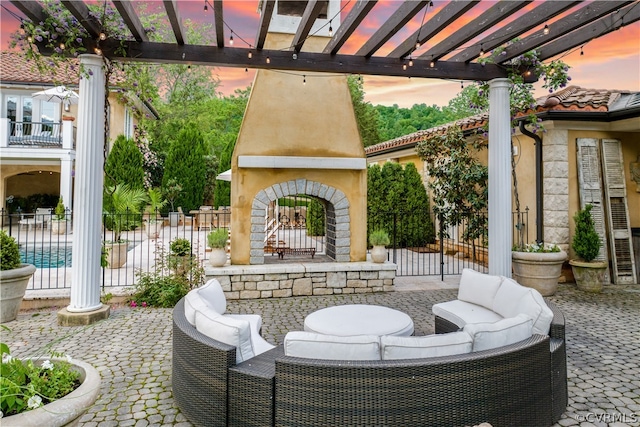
[0,50,156,213]
[366,86,640,285]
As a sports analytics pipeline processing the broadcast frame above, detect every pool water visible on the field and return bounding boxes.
[20,246,72,268]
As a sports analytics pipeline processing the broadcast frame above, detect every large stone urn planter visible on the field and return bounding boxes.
[569,260,608,293]
[2,358,101,427]
[512,250,567,296]
[1,263,36,323]
[209,248,227,267]
[145,221,162,240]
[51,219,67,235]
[370,246,387,263]
[104,242,128,269]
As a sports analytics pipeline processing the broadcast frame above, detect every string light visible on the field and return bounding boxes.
[543,24,549,35]
[415,41,420,49]
[480,44,484,56]
[59,42,65,50]
[248,51,252,59]
[580,46,584,56]
[99,31,106,40]
[94,47,102,55]
[204,0,208,11]
[229,32,234,45]
[409,57,414,67]
[245,67,248,72]
[430,59,435,68]
[303,75,306,85]
[460,81,464,89]
[403,63,407,71]
[329,20,333,37]
[266,56,270,64]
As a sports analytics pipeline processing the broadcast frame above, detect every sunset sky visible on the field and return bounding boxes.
[1,1,639,107]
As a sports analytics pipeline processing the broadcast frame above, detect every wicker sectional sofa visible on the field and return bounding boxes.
[172,286,567,427]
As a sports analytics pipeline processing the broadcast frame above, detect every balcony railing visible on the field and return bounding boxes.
[0,118,75,150]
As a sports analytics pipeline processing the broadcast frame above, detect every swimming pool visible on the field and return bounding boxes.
[20,245,73,268]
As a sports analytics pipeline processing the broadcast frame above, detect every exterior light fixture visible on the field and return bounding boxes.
[543,24,549,35]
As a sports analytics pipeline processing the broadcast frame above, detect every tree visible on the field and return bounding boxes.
[306,199,325,237]
[104,135,145,190]
[347,76,381,147]
[162,123,207,212]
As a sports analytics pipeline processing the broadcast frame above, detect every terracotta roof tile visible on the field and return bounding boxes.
[365,86,638,156]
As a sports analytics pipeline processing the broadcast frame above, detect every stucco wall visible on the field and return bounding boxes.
[230,33,367,264]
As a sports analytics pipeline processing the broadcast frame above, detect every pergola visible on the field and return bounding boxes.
[9,0,639,320]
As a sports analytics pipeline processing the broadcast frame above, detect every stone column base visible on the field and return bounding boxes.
[57,304,110,326]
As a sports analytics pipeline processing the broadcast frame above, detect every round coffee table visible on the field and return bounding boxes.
[304,304,414,337]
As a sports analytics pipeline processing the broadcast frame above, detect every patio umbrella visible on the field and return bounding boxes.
[216,169,232,181]
[32,86,79,111]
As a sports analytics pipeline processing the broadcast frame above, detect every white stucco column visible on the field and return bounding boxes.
[488,78,512,277]
[59,157,73,212]
[68,54,105,312]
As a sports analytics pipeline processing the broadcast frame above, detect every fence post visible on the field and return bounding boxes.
[439,212,444,281]
[392,212,397,264]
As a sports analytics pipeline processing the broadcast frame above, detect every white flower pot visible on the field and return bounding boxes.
[2,358,101,427]
[209,248,227,267]
[370,245,387,263]
[0,263,36,323]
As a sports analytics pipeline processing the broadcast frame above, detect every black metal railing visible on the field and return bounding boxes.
[8,121,62,147]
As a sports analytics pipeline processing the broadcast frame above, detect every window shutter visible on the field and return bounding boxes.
[575,138,611,283]
[601,139,636,284]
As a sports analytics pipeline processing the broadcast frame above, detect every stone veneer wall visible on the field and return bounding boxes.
[205,262,396,300]
[543,129,570,249]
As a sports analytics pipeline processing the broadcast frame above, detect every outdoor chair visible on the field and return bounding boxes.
[177,207,192,226]
[35,207,52,229]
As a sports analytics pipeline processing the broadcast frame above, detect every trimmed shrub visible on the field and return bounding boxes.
[0,230,21,270]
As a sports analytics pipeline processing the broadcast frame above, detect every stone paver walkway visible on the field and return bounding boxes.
[2,281,639,426]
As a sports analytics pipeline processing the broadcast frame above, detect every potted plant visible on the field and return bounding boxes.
[512,242,568,296]
[0,230,36,323]
[369,229,390,263]
[0,333,101,425]
[144,188,167,239]
[51,197,67,235]
[169,238,192,276]
[103,184,146,269]
[569,204,607,292]
[163,178,182,227]
[207,228,229,267]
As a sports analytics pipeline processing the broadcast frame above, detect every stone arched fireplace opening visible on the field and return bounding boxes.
[250,179,350,264]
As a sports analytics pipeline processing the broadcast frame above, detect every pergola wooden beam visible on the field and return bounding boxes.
[292,0,328,52]
[323,0,377,55]
[101,39,521,82]
[419,1,531,61]
[388,1,478,59]
[61,0,102,39]
[498,0,633,63]
[163,0,185,45]
[537,3,640,62]
[10,1,46,24]
[113,1,148,42]
[255,0,276,50]
[214,0,224,48]
[356,1,428,58]
[449,1,580,63]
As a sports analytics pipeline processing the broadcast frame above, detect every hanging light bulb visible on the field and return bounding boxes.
[303,75,306,85]
[430,59,435,68]
[204,0,208,11]
[480,44,484,56]
[59,42,65,50]
[329,21,333,37]
[409,57,414,67]
[248,51,252,59]
[460,81,464,89]
[580,46,584,56]
[543,24,549,35]
[94,47,102,55]
[245,67,248,72]
[99,31,106,41]
[187,64,191,71]
[266,56,270,64]
[229,33,234,46]
[403,63,407,71]
[415,41,420,49]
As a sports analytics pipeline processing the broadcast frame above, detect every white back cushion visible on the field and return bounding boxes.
[381,332,473,360]
[198,279,226,314]
[463,314,533,352]
[457,268,503,310]
[195,310,254,363]
[184,289,212,326]
[284,332,381,361]
[494,277,554,335]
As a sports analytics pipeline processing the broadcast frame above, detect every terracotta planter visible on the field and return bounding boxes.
[370,246,387,263]
[2,358,101,427]
[51,219,67,235]
[512,250,567,296]
[0,263,36,323]
[104,242,128,269]
[569,259,608,293]
[209,248,227,267]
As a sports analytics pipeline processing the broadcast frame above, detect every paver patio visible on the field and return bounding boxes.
[2,277,639,426]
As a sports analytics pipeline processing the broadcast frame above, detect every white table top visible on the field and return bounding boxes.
[304,304,414,337]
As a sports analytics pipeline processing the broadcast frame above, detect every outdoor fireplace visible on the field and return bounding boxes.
[229,2,367,265]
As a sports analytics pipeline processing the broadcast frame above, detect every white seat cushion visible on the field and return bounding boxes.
[463,314,533,352]
[432,299,503,329]
[494,278,554,335]
[457,268,503,310]
[195,310,254,363]
[184,289,214,326]
[197,279,227,314]
[226,314,263,339]
[284,332,381,361]
[381,331,473,360]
